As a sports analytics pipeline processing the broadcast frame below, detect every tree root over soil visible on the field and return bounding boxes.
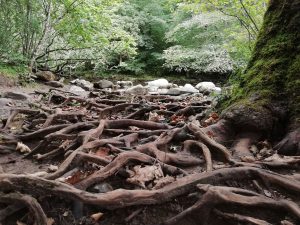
[0,88,299,225]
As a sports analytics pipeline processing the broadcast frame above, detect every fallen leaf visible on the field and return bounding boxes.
[126,164,164,188]
[170,115,185,125]
[47,218,55,225]
[16,142,31,153]
[16,221,26,225]
[94,147,110,157]
[206,131,215,139]
[65,170,94,185]
[91,212,104,221]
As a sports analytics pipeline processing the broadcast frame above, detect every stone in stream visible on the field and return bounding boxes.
[35,71,56,81]
[70,78,93,91]
[2,91,30,100]
[166,88,182,96]
[179,84,199,93]
[146,78,169,88]
[94,80,113,89]
[196,82,219,94]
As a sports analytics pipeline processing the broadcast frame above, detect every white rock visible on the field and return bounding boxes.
[147,79,169,88]
[214,87,222,94]
[196,82,216,93]
[179,84,199,93]
[70,79,93,90]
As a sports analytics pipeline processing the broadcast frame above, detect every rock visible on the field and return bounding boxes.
[46,81,64,88]
[179,84,199,93]
[147,79,169,88]
[91,183,113,193]
[196,82,216,93]
[69,85,88,97]
[2,91,30,100]
[94,80,113,89]
[116,81,133,89]
[214,87,222,94]
[70,79,93,91]
[0,98,12,107]
[35,71,56,81]
[125,84,148,95]
[166,88,182,96]
[48,165,58,172]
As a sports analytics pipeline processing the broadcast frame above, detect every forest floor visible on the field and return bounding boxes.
[0,76,299,225]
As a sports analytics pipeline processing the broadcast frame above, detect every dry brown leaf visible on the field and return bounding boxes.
[94,147,110,157]
[47,218,55,225]
[90,212,104,221]
[16,221,26,225]
[126,164,164,188]
[65,170,94,185]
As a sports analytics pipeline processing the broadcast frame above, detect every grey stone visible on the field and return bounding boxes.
[91,183,113,193]
[70,79,93,91]
[94,80,113,89]
[2,91,30,100]
[166,88,182,96]
[69,85,88,97]
[0,98,12,107]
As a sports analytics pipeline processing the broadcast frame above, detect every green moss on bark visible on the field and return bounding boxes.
[225,0,300,123]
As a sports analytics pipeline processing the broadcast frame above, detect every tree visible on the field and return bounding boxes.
[207,0,300,157]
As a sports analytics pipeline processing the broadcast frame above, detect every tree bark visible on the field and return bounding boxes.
[219,0,300,155]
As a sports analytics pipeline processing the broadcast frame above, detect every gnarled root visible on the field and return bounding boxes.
[163,185,300,225]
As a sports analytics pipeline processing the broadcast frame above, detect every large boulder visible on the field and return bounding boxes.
[70,79,93,91]
[196,82,216,93]
[36,71,56,82]
[2,91,30,100]
[147,79,169,88]
[94,80,113,89]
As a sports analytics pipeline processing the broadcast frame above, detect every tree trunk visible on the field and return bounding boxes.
[213,0,300,156]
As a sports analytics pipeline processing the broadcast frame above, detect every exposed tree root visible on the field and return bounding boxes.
[0,88,299,225]
[0,192,48,225]
[163,184,300,225]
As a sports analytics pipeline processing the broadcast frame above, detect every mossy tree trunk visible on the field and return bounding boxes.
[209,0,300,157]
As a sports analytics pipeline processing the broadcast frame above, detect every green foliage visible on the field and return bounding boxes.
[0,0,267,79]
